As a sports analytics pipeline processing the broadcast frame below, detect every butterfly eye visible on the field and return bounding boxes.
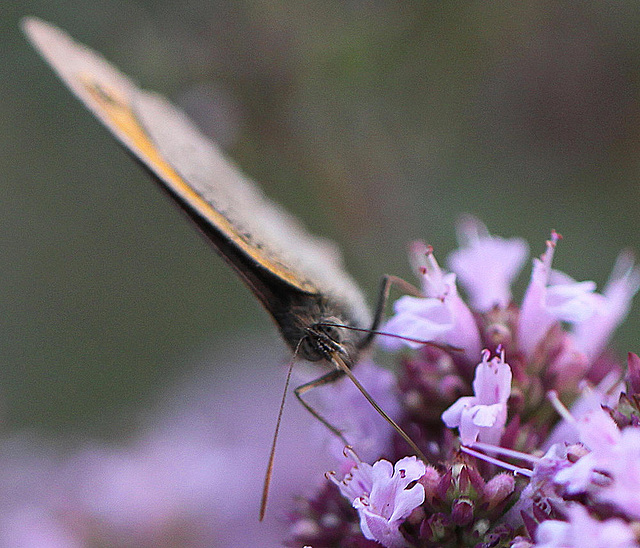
[299,335,323,362]
[298,321,345,362]
[317,322,344,345]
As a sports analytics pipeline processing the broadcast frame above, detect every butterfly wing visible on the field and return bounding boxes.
[22,17,372,342]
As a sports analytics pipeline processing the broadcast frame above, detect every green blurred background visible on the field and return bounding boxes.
[3,1,640,438]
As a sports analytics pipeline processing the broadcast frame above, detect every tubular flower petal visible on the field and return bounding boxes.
[381,242,481,359]
[441,349,512,445]
[518,232,599,359]
[448,215,529,312]
[330,455,426,548]
[534,505,638,548]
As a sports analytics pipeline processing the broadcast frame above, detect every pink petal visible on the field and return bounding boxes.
[441,396,476,429]
[448,216,529,312]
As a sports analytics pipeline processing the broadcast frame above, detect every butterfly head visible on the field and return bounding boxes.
[298,316,364,368]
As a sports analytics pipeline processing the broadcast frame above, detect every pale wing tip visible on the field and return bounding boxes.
[22,17,78,61]
[21,16,58,45]
[20,15,41,34]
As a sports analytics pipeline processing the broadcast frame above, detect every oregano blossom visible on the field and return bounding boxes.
[441,348,512,445]
[328,451,426,548]
[290,218,640,548]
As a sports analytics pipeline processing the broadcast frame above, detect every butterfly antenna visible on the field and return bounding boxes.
[318,322,462,353]
[259,341,301,521]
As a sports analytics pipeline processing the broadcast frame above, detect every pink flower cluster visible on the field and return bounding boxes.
[511,400,640,547]
[291,217,640,548]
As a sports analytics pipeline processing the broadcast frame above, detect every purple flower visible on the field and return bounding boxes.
[508,444,575,525]
[381,241,481,360]
[63,343,337,547]
[441,349,512,445]
[554,407,640,520]
[0,437,80,547]
[330,453,426,548]
[447,215,529,312]
[518,236,639,377]
[534,505,638,548]
[0,341,338,548]
[571,250,640,363]
[596,427,640,518]
[518,232,599,360]
[543,373,624,448]
[0,505,82,548]
[291,219,640,547]
[553,408,621,493]
[6,216,638,548]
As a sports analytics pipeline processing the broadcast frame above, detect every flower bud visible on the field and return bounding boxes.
[451,498,474,526]
[627,352,640,395]
[484,473,515,509]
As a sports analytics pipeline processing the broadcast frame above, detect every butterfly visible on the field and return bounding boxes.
[22,17,426,518]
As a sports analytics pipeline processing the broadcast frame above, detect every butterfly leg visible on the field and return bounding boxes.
[329,353,428,462]
[294,369,350,446]
[358,274,422,350]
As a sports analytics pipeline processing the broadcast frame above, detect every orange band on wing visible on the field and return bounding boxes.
[82,77,316,293]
